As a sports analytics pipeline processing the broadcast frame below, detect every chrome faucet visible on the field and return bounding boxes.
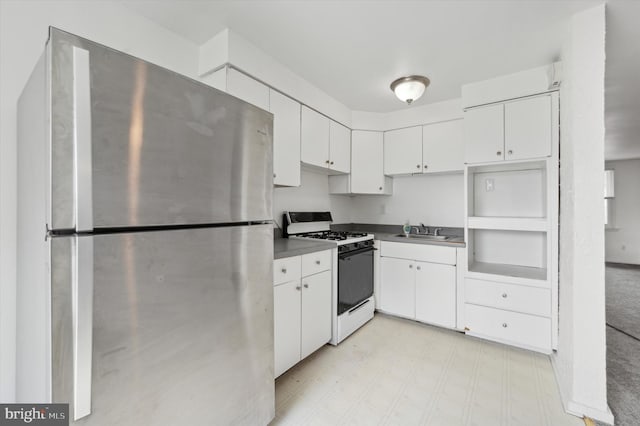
[433,227,443,236]
[419,223,429,235]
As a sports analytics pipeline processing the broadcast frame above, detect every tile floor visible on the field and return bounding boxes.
[272,314,584,426]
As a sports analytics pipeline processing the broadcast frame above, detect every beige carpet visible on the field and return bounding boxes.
[272,314,582,426]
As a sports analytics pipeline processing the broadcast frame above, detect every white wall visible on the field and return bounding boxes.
[553,4,612,424]
[347,173,464,226]
[273,169,352,228]
[0,0,199,403]
[605,159,640,265]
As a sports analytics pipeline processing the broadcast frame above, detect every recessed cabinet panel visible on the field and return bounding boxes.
[301,106,330,168]
[226,68,270,111]
[422,119,464,173]
[505,96,551,160]
[329,121,351,174]
[351,131,386,194]
[383,126,423,175]
[270,90,301,187]
[380,257,415,319]
[300,270,332,359]
[274,280,302,378]
[415,262,456,328]
[464,104,504,164]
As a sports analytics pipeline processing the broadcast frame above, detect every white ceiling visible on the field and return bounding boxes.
[122,0,639,160]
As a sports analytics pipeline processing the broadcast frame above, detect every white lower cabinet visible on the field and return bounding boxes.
[273,251,332,378]
[415,261,456,328]
[300,270,332,359]
[464,277,552,353]
[380,257,415,319]
[379,242,457,329]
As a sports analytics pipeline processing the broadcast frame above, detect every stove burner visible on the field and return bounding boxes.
[298,231,369,241]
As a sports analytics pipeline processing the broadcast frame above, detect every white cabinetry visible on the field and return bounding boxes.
[384,120,464,176]
[379,242,457,329]
[464,94,553,164]
[301,106,350,174]
[223,68,302,187]
[330,130,393,195]
[463,92,559,353]
[270,90,301,186]
[273,250,332,377]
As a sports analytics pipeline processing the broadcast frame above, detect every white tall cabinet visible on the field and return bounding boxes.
[462,91,559,354]
[301,106,350,174]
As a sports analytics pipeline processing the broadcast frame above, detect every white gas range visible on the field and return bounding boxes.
[283,212,375,345]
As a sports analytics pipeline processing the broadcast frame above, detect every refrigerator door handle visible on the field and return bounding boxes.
[72,46,93,232]
[72,236,93,420]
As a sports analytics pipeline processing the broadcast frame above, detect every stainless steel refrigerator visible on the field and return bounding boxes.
[16,27,275,425]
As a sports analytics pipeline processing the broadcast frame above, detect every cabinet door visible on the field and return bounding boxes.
[383,126,423,175]
[226,68,270,111]
[464,104,504,164]
[423,119,464,173]
[301,106,330,168]
[300,270,332,359]
[270,90,301,187]
[351,131,385,194]
[380,257,415,319]
[274,280,302,378]
[504,95,552,160]
[329,121,351,174]
[415,262,456,328]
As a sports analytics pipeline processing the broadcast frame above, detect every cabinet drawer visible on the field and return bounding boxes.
[380,241,456,265]
[274,256,301,285]
[465,278,550,317]
[301,250,332,277]
[465,304,551,352]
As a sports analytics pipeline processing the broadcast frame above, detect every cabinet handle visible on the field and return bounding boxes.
[281,268,287,274]
[330,161,334,165]
[379,186,383,191]
[295,285,301,291]
[303,283,309,288]
[409,264,413,269]
[325,160,330,164]
[424,164,428,169]
[502,323,508,328]
[273,173,277,178]
[416,164,420,169]
[416,266,421,270]
[315,260,321,265]
[508,150,513,155]
[502,293,508,298]
[497,151,502,156]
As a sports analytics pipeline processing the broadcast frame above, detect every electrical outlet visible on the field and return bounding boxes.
[485,179,495,192]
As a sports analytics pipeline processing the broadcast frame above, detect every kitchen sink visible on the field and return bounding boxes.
[395,234,450,241]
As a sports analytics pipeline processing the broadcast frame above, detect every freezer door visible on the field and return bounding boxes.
[50,225,274,425]
[48,29,272,230]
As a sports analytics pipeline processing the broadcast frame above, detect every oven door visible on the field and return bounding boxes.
[338,246,374,315]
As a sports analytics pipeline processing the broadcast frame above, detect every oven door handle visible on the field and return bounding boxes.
[338,246,376,259]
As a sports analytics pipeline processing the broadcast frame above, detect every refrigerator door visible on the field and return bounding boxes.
[48,29,273,231]
[50,224,274,425]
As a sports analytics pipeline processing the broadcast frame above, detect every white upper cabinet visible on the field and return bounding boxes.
[301,106,330,169]
[464,104,504,164]
[465,94,553,165]
[270,90,301,187]
[383,126,423,175]
[350,131,387,194]
[226,68,270,111]
[422,119,464,173]
[329,121,351,174]
[504,95,552,161]
[301,106,350,174]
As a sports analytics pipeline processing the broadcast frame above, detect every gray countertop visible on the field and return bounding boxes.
[373,232,466,248]
[273,238,336,259]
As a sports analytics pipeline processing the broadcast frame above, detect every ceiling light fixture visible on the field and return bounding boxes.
[390,75,430,105]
